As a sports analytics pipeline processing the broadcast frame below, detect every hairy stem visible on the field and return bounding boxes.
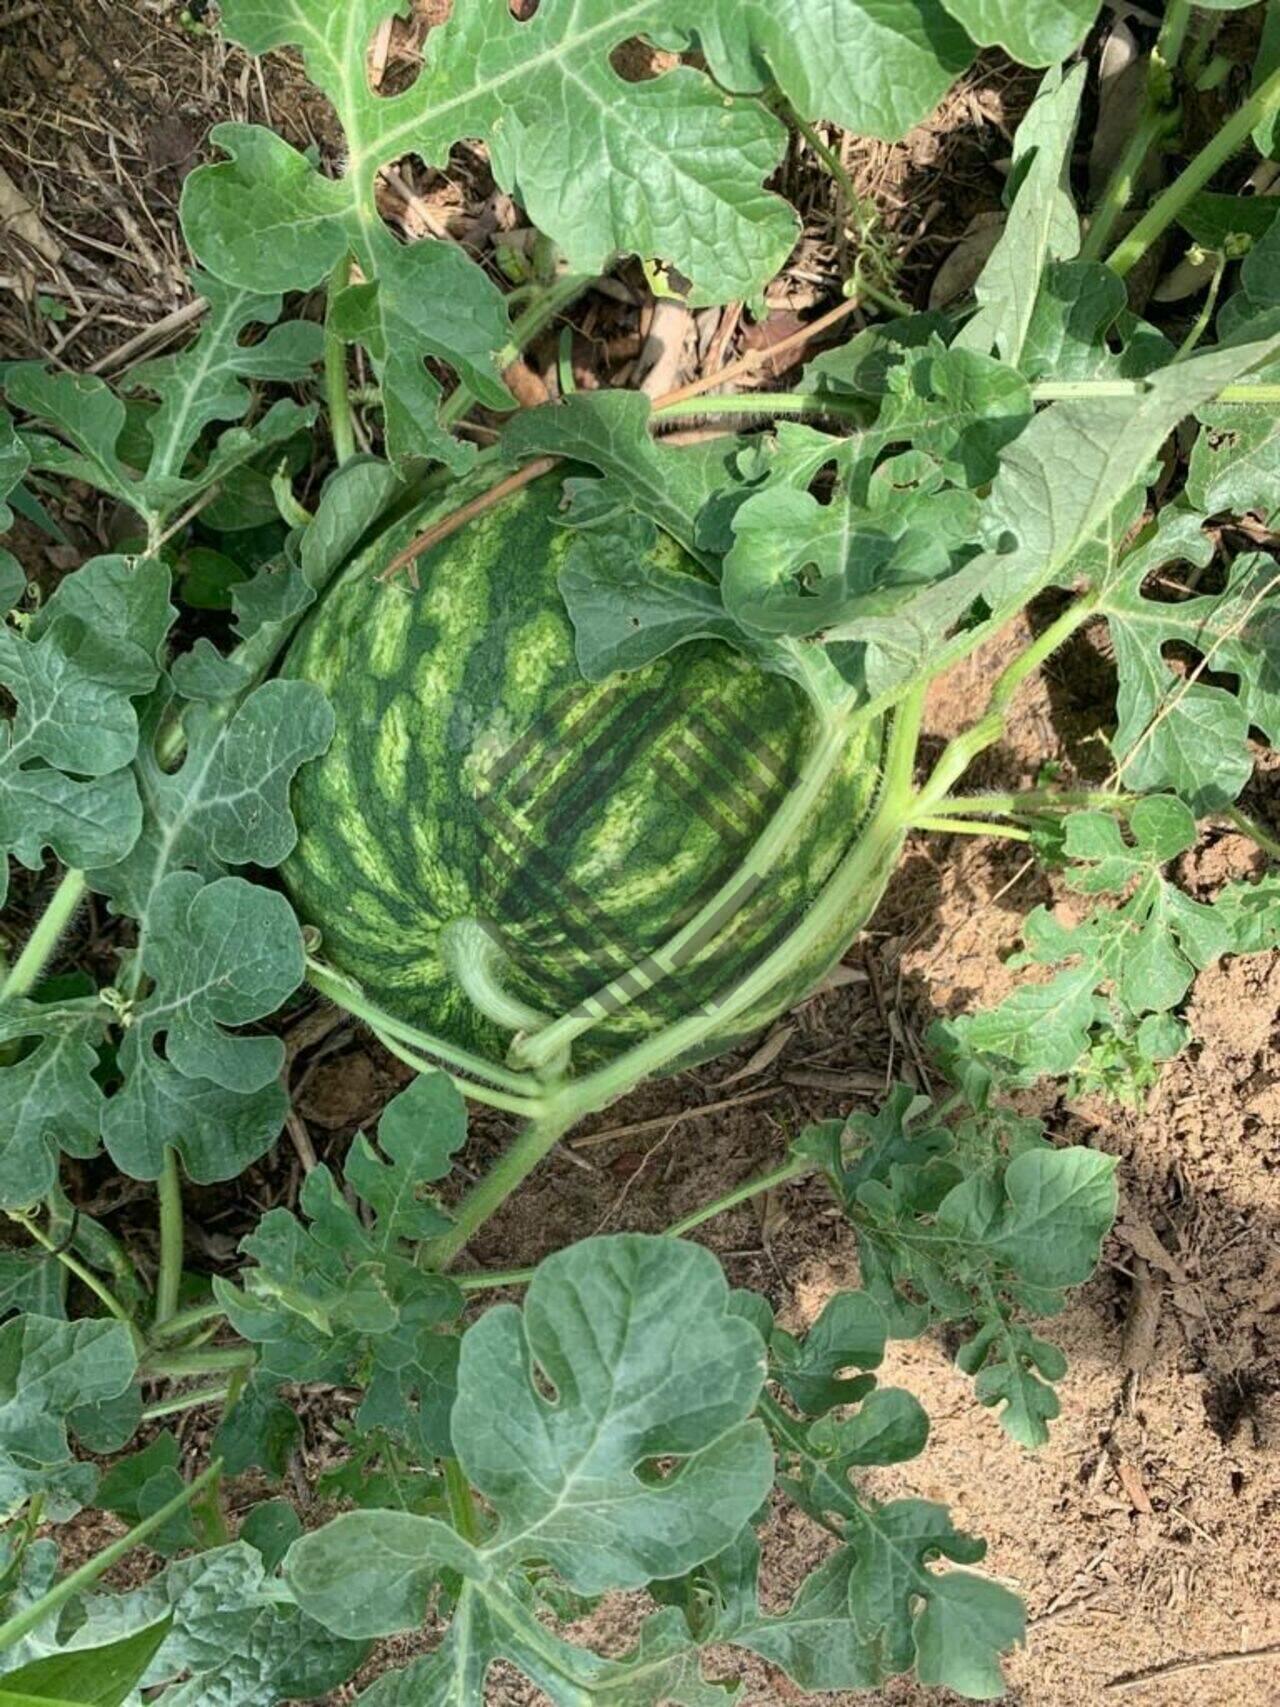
[912,816,1032,841]
[1108,62,1280,278]
[1226,806,1280,861]
[1081,0,1193,262]
[141,1383,230,1422]
[0,1461,223,1653]
[1,870,87,1001]
[663,1154,813,1238]
[371,1023,549,1117]
[914,593,1101,811]
[653,385,1280,427]
[154,1148,184,1329]
[452,1152,818,1291]
[923,788,1136,819]
[8,1210,135,1330]
[423,1106,585,1270]
[440,271,593,431]
[324,256,356,466]
[443,1458,481,1543]
[306,959,545,1099]
[148,1299,228,1344]
[144,1346,255,1378]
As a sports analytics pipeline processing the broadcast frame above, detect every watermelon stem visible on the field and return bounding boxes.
[324,256,357,466]
[305,957,550,1104]
[423,1106,587,1270]
[440,918,559,1044]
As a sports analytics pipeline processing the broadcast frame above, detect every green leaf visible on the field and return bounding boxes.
[693,1528,885,1690]
[1017,260,1171,382]
[692,0,975,139]
[1219,221,1280,338]
[100,872,304,1182]
[848,1498,1025,1697]
[0,559,170,774]
[720,343,1029,644]
[1215,874,1280,953]
[956,63,1085,366]
[0,1615,170,1707]
[769,1289,886,1417]
[185,2,798,311]
[1,555,172,906]
[947,798,1243,1089]
[213,1374,300,1479]
[0,1252,63,1323]
[5,372,137,512]
[456,1235,771,1593]
[1099,512,1279,808]
[0,410,30,534]
[0,556,21,613]
[219,1073,466,1457]
[1188,371,1280,518]
[287,1241,778,1702]
[802,1086,1115,1443]
[88,677,334,922]
[6,279,319,532]
[937,0,1100,64]
[125,272,321,489]
[239,1499,303,1573]
[287,1237,773,1650]
[96,1435,196,1558]
[1254,0,1280,158]
[20,1542,365,1706]
[0,1001,104,1211]
[504,392,738,562]
[1177,191,1280,249]
[0,1317,137,1521]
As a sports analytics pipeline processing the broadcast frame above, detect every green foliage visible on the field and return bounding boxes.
[5,16,1280,1706]
[943,798,1275,1093]
[218,1073,467,1457]
[1099,513,1280,810]
[0,1319,136,1521]
[5,276,319,541]
[0,557,168,909]
[0,1614,170,1707]
[1,1543,366,1705]
[799,1086,1116,1444]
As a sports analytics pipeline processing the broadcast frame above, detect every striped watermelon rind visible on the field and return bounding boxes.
[282,475,885,1073]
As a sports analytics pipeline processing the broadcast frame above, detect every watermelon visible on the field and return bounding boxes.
[281,476,885,1073]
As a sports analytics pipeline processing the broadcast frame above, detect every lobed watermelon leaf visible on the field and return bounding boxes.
[1099,511,1280,811]
[218,1072,467,1458]
[4,278,320,543]
[0,1318,137,1524]
[798,1084,1116,1445]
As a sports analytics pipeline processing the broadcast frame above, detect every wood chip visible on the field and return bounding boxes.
[783,1069,885,1094]
[1115,1217,1190,1285]
[717,1023,796,1086]
[0,162,62,270]
[1114,1456,1154,1516]
[1121,1257,1162,1374]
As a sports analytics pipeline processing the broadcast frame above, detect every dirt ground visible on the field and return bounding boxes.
[3,5,1279,1706]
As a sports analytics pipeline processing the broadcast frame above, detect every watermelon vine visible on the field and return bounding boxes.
[2,2,1280,1703]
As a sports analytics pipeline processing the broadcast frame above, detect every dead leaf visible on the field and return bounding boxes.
[1115,1218,1190,1285]
[1114,1456,1154,1516]
[928,211,1004,310]
[718,1023,796,1086]
[0,163,62,269]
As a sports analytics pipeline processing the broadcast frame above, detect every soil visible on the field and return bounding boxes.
[3,5,1280,1707]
